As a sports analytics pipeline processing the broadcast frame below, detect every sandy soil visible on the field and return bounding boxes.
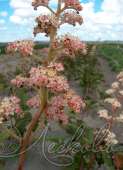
[1,49,123,170]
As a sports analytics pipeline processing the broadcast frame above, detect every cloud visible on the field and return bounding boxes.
[0,19,5,24]
[116,25,123,32]
[0,27,7,30]
[0,11,8,17]
[10,15,29,25]
[101,0,123,13]
[9,0,59,8]
[13,6,49,18]
[9,0,31,8]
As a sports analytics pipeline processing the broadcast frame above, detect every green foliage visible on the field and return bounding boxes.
[101,151,115,169]
[15,112,32,137]
[0,46,6,54]
[97,45,123,72]
[14,115,32,128]
[47,117,118,170]
[33,44,49,49]
[17,87,29,112]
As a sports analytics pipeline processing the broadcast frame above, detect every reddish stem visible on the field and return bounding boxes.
[87,108,118,170]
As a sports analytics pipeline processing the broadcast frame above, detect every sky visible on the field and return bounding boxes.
[0,0,123,42]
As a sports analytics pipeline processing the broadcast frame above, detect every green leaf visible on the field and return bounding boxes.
[18,87,28,112]
[83,131,94,144]
[109,167,115,170]
[97,100,104,106]
[61,136,66,143]
[90,73,104,82]
[17,121,30,137]
[84,96,92,100]
[0,83,4,92]
[67,106,73,114]
[68,113,80,120]
[0,157,19,161]
[10,113,18,121]
[53,143,61,153]
[113,146,123,156]
[84,68,93,81]
[95,152,104,166]
[101,151,114,167]
[83,88,86,95]
[25,151,28,161]
[76,120,85,127]
[0,131,10,142]
[14,116,32,128]
[84,100,92,104]
[45,135,61,143]
[32,121,39,132]
[8,143,19,154]
[0,164,3,170]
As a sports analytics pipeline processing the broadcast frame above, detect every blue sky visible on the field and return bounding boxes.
[0,0,123,42]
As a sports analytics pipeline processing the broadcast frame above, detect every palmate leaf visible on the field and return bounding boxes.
[101,151,115,169]
[17,87,28,112]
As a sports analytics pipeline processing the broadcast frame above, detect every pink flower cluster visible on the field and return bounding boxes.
[11,62,69,92]
[5,39,35,57]
[26,95,41,108]
[62,89,86,112]
[42,34,87,60]
[44,90,86,126]
[32,0,82,11]
[61,11,83,26]
[34,14,59,37]
[54,34,87,55]
[32,0,50,10]
[0,96,21,124]
[61,0,83,11]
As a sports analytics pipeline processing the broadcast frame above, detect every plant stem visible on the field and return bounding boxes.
[30,53,45,64]
[53,45,66,52]
[46,5,56,14]
[0,124,22,143]
[38,88,43,101]
[46,27,57,65]
[18,2,61,170]
[20,110,29,119]
[18,87,47,170]
[29,116,47,144]
[79,156,84,170]
[46,0,61,65]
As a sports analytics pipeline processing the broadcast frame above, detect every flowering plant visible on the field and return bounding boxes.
[44,69,123,170]
[0,0,88,169]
